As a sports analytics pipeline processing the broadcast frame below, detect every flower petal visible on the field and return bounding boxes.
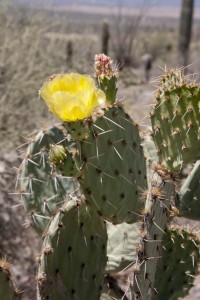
[40,73,106,121]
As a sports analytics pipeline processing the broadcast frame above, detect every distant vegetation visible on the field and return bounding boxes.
[1,0,200,151]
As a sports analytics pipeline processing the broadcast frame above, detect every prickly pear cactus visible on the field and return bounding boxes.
[14,54,200,300]
[17,126,80,234]
[155,225,200,300]
[151,68,200,172]
[0,259,18,300]
[37,199,107,300]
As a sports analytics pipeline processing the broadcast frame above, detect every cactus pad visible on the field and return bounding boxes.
[79,105,147,224]
[37,199,107,300]
[155,225,200,300]
[18,126,79,234]
[151,68,200,171]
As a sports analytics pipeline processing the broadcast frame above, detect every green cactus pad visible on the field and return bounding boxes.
[132,169,174,300]
[179,160,200,220]
[151,68,200,172]
[79,105,147,224]
[37,200,107,300]
[155,225,200,300]
[18,126,80,235]
[0,259,18,300]
[106,222,140,273]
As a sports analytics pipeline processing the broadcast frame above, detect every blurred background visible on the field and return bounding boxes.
[0,0,200,299]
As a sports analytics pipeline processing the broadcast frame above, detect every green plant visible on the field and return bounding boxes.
[14,55,200,300]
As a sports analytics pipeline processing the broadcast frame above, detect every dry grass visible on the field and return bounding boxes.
[0,1,100,150]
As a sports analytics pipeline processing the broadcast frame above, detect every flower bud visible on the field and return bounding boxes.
[49,145,67,164]
[94,54,118,104]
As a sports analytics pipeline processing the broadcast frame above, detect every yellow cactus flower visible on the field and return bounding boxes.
[40,73,106,122]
